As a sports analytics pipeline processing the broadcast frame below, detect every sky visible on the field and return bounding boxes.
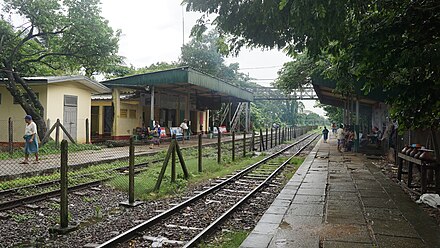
[99,1,325,116]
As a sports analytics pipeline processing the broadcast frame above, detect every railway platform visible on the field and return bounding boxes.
[240,136,440,248]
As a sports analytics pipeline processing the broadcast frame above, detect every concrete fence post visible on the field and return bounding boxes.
[217,129,221,164]
[55,119,60,149]
[8,117,13,155]
[49,140,78,234]
[198,133,203,172]
[251,130,255,152]
[270,128,273,148]
[120,137,143,207]
[171,134,177,182]
[243,132,246,157]
[232,131,235,161]
[85,118,90,144]
[265,128,268,150]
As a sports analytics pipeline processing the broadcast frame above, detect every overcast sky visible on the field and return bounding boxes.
[99,1,325,116]
[1,0,315,116]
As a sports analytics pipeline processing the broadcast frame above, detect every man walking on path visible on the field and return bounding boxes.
[21,115,39,164]
[336,124,345,152]
[322,126,329,143]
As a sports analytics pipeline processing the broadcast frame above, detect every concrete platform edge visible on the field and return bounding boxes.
[239,139,322,248]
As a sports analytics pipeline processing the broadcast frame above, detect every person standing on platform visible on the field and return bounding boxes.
[150,121,161,148]
[180,119,189,144]
[331,123,337,135]
[322,126,329,143]
[21,115,39,164]
[336,124,345,152]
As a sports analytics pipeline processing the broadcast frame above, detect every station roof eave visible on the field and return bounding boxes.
[101,67,254,102]
[312,75,388,112]
[1,75,110,94]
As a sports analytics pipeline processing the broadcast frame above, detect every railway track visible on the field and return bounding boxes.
[94,133,320,248]
[0,132,293,211]
[0,160,159,211]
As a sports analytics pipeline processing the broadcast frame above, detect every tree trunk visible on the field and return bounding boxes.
[3,67,47,142]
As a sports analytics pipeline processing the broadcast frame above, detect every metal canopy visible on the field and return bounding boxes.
[246,86,319,101]
[312,76,387,110]
[101,67,254,102]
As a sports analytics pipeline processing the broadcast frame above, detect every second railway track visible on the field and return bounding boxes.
[95,132,320,248]
[0,137,246,211]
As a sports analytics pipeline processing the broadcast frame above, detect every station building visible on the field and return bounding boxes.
[0,76,109,145]
[91,67,253,141]
[312,76,390,134]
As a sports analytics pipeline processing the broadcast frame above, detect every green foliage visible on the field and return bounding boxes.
[185,0,440,131]
[11,213,33,223]
[199,230,250,248]
[1,0,121,140]
[0,142,101,160]
[185,0,347,55]
[275,53,317,93]
[1,0,121,76]
[108,155,265,201]
[105,62,180,79]
[316,103,344,125]
[180,30,249,86]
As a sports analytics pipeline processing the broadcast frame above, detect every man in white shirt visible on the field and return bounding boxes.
[21,115,39,164]
[336,124,345,152]
[180,119,189,143]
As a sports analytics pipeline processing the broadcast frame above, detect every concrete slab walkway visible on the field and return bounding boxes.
[241,136,440,248]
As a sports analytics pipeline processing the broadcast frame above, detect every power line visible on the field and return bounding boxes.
[251,78,277,81]
[239,65,283,70]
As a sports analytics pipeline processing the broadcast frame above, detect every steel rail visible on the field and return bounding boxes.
[183,133,320,247]
[0,140,249,210]
[96,133,317,248]
[0,160,156,211]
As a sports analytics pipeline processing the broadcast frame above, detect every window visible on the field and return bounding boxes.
[120,109,128,118]
[14,92,39,104]
[64,95,78,106]
[129,109,136,119]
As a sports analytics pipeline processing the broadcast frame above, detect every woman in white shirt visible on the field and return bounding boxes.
[180,119,189,143]
[21,115,39,164]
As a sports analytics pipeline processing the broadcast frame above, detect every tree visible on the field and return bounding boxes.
[185,0,440,131]
[179,30,250,85]
[105,62,179,79]
[0,0,121,140]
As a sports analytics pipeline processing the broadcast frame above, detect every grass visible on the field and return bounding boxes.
[0,145,233,195]
[107,154,265,201]
[0,150,166,191]
[0,141,102,160]
[199,231,250,248]
[108,148,307,201]
[11,213,33,223]
[0,133,308,198]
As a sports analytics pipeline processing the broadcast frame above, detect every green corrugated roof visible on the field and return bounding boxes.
[101,67,253,102]
[311,75,390,102]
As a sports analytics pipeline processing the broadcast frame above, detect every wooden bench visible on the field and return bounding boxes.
[397,153,440,193]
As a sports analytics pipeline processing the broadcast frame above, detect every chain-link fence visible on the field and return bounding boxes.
[0,124,317,236]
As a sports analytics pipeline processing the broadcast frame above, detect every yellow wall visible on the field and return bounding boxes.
[91,100,142,137]
[46,82,93,143]
[116,101,143,136]
[0,85,48,143]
